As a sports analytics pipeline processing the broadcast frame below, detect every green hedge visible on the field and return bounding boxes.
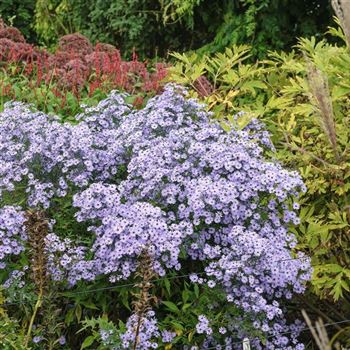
[1,0,334,58]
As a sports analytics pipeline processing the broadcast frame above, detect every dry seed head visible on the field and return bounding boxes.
[24,210,49,292]
[305,60,339,161]
[131,249,158,350]
[132,249,157,316]
[332,0,350,47]
[193,75,214,97]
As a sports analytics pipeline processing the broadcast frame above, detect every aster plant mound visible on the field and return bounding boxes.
[0,85,310,349]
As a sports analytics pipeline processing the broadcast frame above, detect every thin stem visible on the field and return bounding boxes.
[24,288,43,347]
[133,314,142,350]
[297,295,343,332]
[281,140,333,168]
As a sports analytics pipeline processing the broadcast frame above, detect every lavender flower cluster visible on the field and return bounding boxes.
[98,311,176,350]
[0,206,26,269]
[0,96,130,208]
[44,233,95,285]
[73,183,192,282]
[0,84,311,349]
[120,310,160,349]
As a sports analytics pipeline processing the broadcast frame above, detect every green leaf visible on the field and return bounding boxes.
[219,121,232,132]
[80,301,99,310]
[65,308,75,325]
[162,301,180,313]
[188,330,195,343]
[331,276,345,301]
[341,280,350,292]
[170,320,184,330]
[163,278,171,296]
[80,336,95,350]
[182,303,192,311]
[332,85,350,100]
[182,289,190,304]
[75,304,82,322]
[194,284,199,298]
[315,264,343,274]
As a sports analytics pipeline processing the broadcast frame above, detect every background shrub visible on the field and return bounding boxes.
[0,0,36,41]
[0,0,335,59]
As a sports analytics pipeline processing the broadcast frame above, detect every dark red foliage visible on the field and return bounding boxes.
[12,43,39,62]
[47,51,71,68]
[64,58,89,75]
[58,70,87,90]
[0,27,25,43]
[95,42,120,57]
[58,33,93,56]
[0,38,16,60]
[85,51,111,73]
[1,23,169,107]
